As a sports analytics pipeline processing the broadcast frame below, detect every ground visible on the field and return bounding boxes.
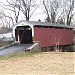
[0,52,75,75]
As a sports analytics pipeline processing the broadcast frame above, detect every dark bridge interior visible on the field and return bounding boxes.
[15,26,32,44]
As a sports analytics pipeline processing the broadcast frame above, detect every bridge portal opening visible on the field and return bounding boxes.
[15,26,33,44]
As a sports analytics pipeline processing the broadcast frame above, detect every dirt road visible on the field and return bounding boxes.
[0,52,75,75]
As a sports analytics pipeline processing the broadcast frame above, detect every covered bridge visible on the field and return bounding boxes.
[13,20,74,48]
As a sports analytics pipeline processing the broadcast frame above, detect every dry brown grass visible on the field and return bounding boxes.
[0,41,8,47]
[0,52,75,75]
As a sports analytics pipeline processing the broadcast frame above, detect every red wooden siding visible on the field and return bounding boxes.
[34,27,74,48]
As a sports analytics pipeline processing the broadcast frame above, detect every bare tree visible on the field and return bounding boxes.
[19,0,38,20]
[0,10,14,28]
[12,0,38,21]
[0,0,38,28]
[62,0,75,25]
[42,0,75,25]
[0,0,21,24]
[51,32,64,52]
[56,18,65,24]
[42,0,62,23]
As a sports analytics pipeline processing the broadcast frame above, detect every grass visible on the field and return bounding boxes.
[0,41,14,51]
[0,51,42,60]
